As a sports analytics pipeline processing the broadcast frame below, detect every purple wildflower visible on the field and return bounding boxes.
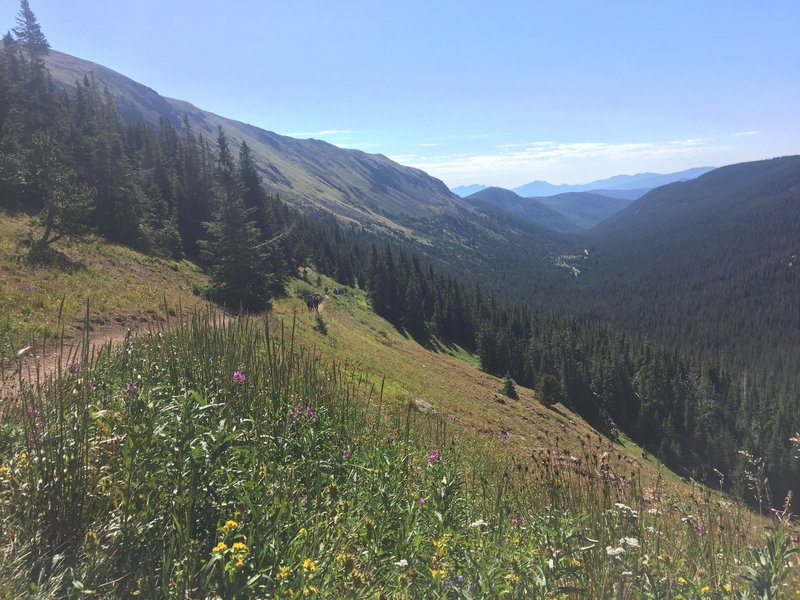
[305,405,317,419]
[694,522,706,536]
[125,381,138,394]
[232,370,245,385]
[511,516,525,526]
[457,575,464,585]
[342,448,351,460]
[67,361,81,376]
[291,405,302,421]
[418,496,426,506]
[426,449,441,464]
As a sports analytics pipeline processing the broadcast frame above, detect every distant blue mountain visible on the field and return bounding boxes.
[451,184,488,197]
[512,167,715,197]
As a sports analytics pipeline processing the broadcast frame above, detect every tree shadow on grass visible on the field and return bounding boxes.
[25,242,85,272]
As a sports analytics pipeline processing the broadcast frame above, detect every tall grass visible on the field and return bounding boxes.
[0,310,797,598]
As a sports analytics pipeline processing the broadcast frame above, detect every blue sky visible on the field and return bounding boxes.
[4,1,799,187]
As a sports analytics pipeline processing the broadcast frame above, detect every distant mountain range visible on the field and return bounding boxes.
[454,167,716,230]
[514,167,715,196]
[451,167,715,199]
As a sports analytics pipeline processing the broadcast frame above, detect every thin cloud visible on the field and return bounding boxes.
[391,138,728,186]
[730,130,760,137]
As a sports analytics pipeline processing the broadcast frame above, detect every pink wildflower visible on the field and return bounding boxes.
[342,448,351,459]
[232,371,245,385]
[426,449,441,463]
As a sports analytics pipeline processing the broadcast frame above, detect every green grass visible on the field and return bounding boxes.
[0,211,208,359]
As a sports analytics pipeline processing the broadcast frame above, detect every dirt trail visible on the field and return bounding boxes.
[0,317,158,399]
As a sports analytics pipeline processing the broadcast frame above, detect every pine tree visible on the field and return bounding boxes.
[28,130,94,258]
[13,0,50,59]
[199,129,273,311]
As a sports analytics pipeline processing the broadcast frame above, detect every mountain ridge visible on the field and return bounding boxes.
[512,166,715,197]
[463,187,582,233]
[42,49,463,240]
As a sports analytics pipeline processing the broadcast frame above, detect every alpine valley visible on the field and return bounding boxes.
[1,11,799,596]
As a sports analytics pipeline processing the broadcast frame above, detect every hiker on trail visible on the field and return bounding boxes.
[313,295,321,312]
[305,294,314,312]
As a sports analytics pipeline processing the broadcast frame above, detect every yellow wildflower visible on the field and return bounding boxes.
[570,558,581,567]
[723,583,732,593]
[0,465,9,475]
[223,519,238,531]
[430,568,445,578]
[677,577,687,585]
[232,541,248,552]
[234,554,245,569]
[277,565,291,582]
[212,542,228,553]
[299,527,307,536]
[303,558,317,572]
[506,573,520,584]
[303,586,317,597]
[701,585,710,594]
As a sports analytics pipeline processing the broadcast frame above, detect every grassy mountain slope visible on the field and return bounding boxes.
[43,50,460,239]
[0,211,208,360]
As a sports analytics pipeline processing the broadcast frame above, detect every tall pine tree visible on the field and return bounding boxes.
[13,0,50,59]
[199,128,273,311]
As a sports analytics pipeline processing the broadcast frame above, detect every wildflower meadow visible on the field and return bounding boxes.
[0,310,797,598]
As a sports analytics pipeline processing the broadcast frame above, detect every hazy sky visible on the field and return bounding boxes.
[4,1,799,187]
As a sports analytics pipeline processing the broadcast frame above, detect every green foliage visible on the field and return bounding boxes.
[739,523,799,600]
[501,373,518,400]
[537,373,562,408]
[314,313,328,335]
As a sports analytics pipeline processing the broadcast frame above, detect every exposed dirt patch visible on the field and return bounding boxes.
[0,316,160,399]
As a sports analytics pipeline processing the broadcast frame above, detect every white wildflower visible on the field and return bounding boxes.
[620,537,639,548]
[394,559,408,568]
[605,546,625,557]
[614,502,639,518]
[470,518,488,528]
